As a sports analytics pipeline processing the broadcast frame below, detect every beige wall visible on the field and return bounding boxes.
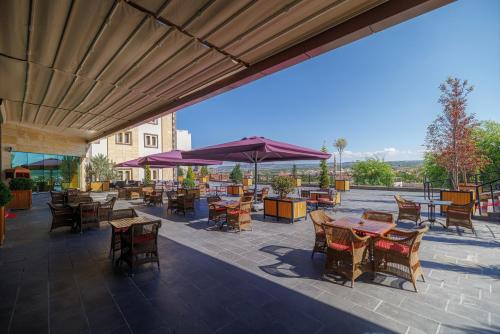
[1,123,88,188]
[161,114,175,181]
[107,128,140,179]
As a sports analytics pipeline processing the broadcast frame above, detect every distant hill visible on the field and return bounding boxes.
[211,160,423,172]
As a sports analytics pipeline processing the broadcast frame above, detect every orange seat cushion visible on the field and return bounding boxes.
[374,240,409,255]
[328,242,351,252]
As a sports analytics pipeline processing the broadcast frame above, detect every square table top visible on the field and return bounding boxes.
[327,216,395,236]
[108,216,157,229]
[212,200,239,208]
[310,191,329,194]
[413,199,453,206]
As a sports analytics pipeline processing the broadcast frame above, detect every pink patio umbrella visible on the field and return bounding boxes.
[136,150,221,167]
[182,136,331,200]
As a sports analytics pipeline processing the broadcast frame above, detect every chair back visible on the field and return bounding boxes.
[79,202,100,225]
[181,194,195,209]
[239,200,252,213]
[166,191,176,200]
[76,196,93,203]
[362,210,393,224]
[66,189,79,203]
[323,224,358,248]
[110,208,138,220]
[300,190,311,199]
[241,195,253,203]
[98,197,116,222]
[50,191,65,205]
[128,220,161,252]
[409,226,429,254]
[310,210,333,235]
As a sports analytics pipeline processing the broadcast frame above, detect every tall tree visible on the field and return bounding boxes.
[318,145,330,189]
[143,165,151,185]
[334,138,348,179]
[425,77,487,189]
[90,154,116,181]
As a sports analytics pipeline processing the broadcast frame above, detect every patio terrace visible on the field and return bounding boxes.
[1,189,499,334]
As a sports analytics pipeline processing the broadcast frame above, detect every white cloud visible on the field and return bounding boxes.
[339,147,424,161]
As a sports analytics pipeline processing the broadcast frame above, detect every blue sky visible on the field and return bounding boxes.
[176,0,500,162]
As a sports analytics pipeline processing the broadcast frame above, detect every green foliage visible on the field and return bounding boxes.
[271,176,295,198]
[230,164,243,184]
[474,120,500,179]
[352,158,395,187]
[200,166,209,177]
[0,182,13,206]
[395,170,423,183]
[90,154,116,181]
[422,153,449,187]
[182,166,196,189]
[60,156,79,183]
[143,165,152,186]
[319,145,330,189]
[9,177,34,191]
[177,167,184,177]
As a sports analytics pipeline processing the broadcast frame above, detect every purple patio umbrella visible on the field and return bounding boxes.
[182,136,331,200]
[114,158,144,168]
[137,150,221,167]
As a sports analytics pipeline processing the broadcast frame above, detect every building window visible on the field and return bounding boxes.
[152,169,158,180]
[148,119,158,125]
[115,131,132,145]
[144,134,158,148]
[117,169,132,181]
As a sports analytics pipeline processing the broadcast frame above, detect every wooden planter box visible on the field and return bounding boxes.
[227,185,244,196]
[335,180,350,191]
[7,190,32,209]
[243,178,253,186]
[186,188,200,199]
[440,190,474,214]
[264,197,307,223]
[90,181,110,192]
[178,176,184,183]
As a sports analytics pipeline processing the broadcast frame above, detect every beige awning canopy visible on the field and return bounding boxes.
[0,0,451,141]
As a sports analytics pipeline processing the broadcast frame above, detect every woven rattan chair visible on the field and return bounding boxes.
[166,191,178,213]
[207,195,225,225]
[373,225,429,292]
[240,195,253,203]
[66,189,79,203]
[362,211,393,224]
[177,194,195,216]
[120,219,162,274]
[256,187,269,202]
[446,203,475,235]
[149,191,163,206]
[309,210,334,258]
[323,224,370,288]
[75,195,93,204]
[98,197,116,222]
[318,192,341,210]
[50,191,65,205]
[394,195,421,225]
[77,202,100,233]
[227,200,252,232]
[48,203,74,231]
[109,209,138,261]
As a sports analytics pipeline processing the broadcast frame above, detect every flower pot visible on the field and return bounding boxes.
[7,190,32,210]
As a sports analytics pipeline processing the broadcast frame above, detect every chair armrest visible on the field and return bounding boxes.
[377,229,416,242]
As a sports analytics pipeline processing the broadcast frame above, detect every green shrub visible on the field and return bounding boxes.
[271,176,295,198]
[9,177,35,191]
[0,182,13,206]
[319,145,330,189]
[200,166,209,177]
[352,158,394,187]
[230,164,243,184]
[143,165,152,186]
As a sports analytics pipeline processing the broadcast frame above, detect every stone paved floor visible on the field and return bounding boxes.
[0,189,499,334]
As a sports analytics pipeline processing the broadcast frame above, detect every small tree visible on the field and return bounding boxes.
[200,166,209,177]
[425,77,488,189]
[271,176,295,198]
[318,144,330,189]
[334,138,348,179]
[144,165,152,186]
[352,158,395,187]
[177,167,184,177]
[230,164,243,184]
[182,166,196,189]
[90,154,116,181]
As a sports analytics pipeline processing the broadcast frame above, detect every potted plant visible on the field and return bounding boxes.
[271,176,296,199]
[199,166,209,183]
[0,181,13,245]
[8,178,34,209]
[177,167,185,183]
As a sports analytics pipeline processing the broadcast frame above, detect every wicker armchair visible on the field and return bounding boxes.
[149,191,163,206]
[394,195,421,225]
[66,189,79,203]
[166,191,178,213]
[77,202,100,233]
[373,225,429,292]
[256,187,269,202]
[48,203,74,231]
[227,200,252,232]
[50,191,65,205]
[207,195,225,225]
[318,192,341,210]
[362,211,393,224]
[322,224,370,287]
[240,195,253,203]
[309,210,334,258]
[98,197,116,222]
[109,208,138,261]
[446,203,475,235]
[120,220,162,274]
[177,194,195,216]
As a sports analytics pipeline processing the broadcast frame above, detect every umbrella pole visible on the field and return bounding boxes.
[254,161,258,203]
